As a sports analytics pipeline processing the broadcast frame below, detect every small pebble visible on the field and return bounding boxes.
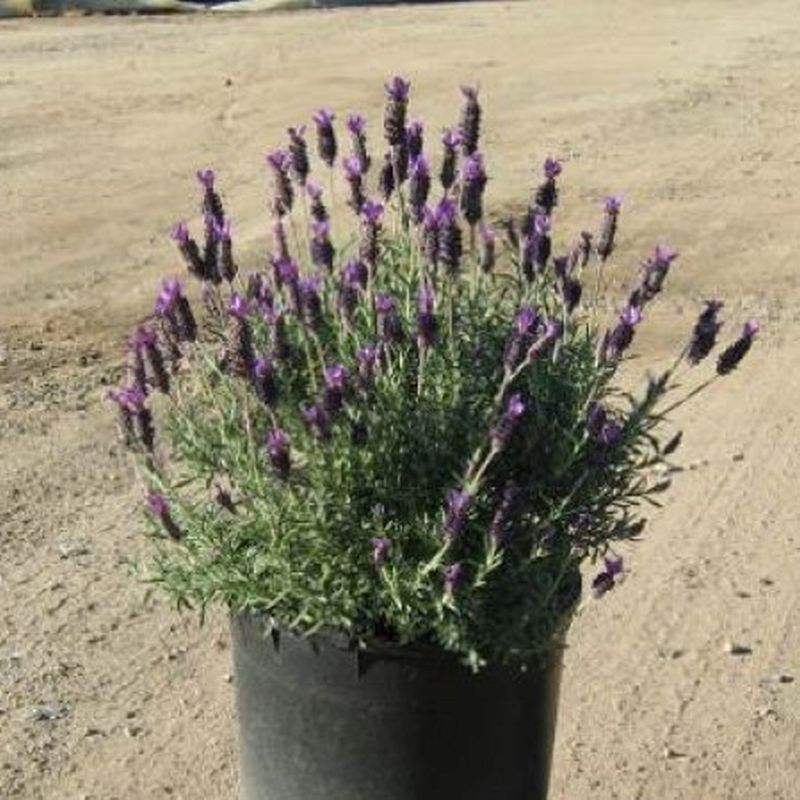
[732,452,745,462]
[26,705,68,722]
[723,641,752,656]
[760,673,794,685]
[124,724,143,738]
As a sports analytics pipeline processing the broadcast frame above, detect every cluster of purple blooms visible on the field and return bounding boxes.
[113,77,760,617]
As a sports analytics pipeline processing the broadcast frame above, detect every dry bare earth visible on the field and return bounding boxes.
[2,1,800,797]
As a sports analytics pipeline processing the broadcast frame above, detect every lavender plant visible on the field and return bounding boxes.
[112,79,759,671]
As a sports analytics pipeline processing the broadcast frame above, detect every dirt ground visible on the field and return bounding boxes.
[2,1,800,797]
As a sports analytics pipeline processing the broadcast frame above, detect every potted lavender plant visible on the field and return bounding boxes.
[111,78,759,800]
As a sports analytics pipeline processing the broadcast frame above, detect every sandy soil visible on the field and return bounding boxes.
[2,1,800,797]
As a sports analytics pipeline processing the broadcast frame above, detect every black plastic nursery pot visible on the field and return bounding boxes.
[230,611,572,800]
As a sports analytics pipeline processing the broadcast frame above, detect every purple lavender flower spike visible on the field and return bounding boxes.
[299,276,326,331]
[437,199,463,276]
[524,319,562,365]
[717,320,760,375]
[251,356,279,406]
[196,169,215,191]
[376,294,404,344]
[323,364,349,414]
[591,570,615,599]
[197,168,225,227]
[147,492,183,541]
[130,326,170,394]
[226,294,255,378]
[503,306,538,371]
[310,219,335,273]
[378,152,395,201]
[266,149,294,217]
[492,393,527,452]
[110,386,155,452]
[274,256,300,293]
[155,278,197,344]
[604,305,643,361]
[444,562,465,597]
[479,224,496,273]
[560,273,583,314]
[534,158,562,214]
[408,155,431,224]
[421,206,440,269]
[302,403,332,441]
[639,244,679,302]
[596,195,623,262]
[458,85,481,156]
[543,157,562,179]
[520,213,551,281]
[446,489,472,540]
[371,537,392,569]
[587,403,624,453]
[586,402,608,440]
[599,420,624,448]
[306,180,329,223]
[170,222,207,281]
[490,481,522,544]
[266,429,291,480]
[271,218,291,264]
[347,113,371,173]
[688,300,724,365]
[343,155,366,212]
[357,344,380,389]
[313,109,337,168]
[406,120,424,160]
[384,76,411,147]
[211,218,237,283]
[440,129,461,192]
[417,285,438,351]
[460,152,488,227]
[266,307,291,362]
[347,114,367,137]
[343,258,369,291]
[127,334,149,395]
[287,126,310,186]
[360,200,384,274]
[517,306,539,335]
[391,141,409,185]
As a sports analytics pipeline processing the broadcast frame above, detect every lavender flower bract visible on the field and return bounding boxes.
[688,300,724,365]
[491,393,527,452]
[310,220,335,273]
[287,126,310,186]
[460,153,487,227]
[313,109,337,168]
[445,489,472,540]
[717,321,760,375]
[440,129,461,192]
[384,76,411,147]
[417,286,438,350]
[347,114,371,173]
[307,181,329,223]
[372,537,391,569]
[266,429,291,479]
[408,156,431,223]
[147,492,183,541]
[226,294,255,377]
[596,195,622,262]
[458,86,481,156]
[252,356,279,406]
[266,150,294,217]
